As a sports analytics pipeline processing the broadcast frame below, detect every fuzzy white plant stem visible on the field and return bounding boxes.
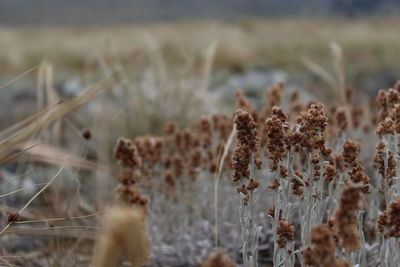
[239,160,260,267]
[355,210,366,266]
[270,153,296,267]
[380,237,389,267]
[239,192,249,266]
[272,188,280,267]
[249,190,256,267]
[302,152,313,246]
[272,167,282,267]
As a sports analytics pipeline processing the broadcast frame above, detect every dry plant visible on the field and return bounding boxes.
[97,79,400,267]
[3,33,400,267]
[93,205,149,267]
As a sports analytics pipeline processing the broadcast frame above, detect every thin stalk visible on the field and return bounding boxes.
[213,128,236,247]
[239,192,249,266]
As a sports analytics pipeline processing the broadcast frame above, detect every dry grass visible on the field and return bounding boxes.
[1,18,400,78]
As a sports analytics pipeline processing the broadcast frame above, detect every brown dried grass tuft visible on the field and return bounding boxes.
[0,74,116,163]
[93,205,150,267]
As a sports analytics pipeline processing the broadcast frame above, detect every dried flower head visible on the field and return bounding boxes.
[389,104,400,133]
[345,86,353,103]
[295,103,328,150]
[114,138,142,169]
[324,164,337,182]
[301,224,351,267]
[276,219,295,248]
[302,224,335,266]
[352,107,364,129]
[374,141,386,177]
[268,178,280,191]
[291,170,306,197]
[232,110,259,182]
[200,116,213,136]
[82,129,92,140]
[191,147,203,169]
[265,106,288,170]
[342,140,360,167]
[114,138,148,209]
[347,164,370,192]
[376,117,395,135]
[378,196,400,238]
[164,170,176,187]
[253,154,262,169]
[234,110,259,151]
[374,142,397,180]
[7,211,20,223]
[235,92,258,123]
[164,121,177,135]
[172,155,184,178]
[246,178,260,191]
[116,183,149,208]
[335,107,349,132]
[135,136,165,165]
[118,168,140,185]
[334,186,363,251]
[387,88,400,108]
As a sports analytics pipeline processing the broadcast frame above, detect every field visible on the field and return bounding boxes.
[1,19,400,76]
[0,18,400,266]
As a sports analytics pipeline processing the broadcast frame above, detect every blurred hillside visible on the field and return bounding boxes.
[1,0,400,25]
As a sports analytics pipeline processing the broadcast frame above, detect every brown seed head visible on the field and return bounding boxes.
[114,138,142,169]
[277,219,295,248]
[82,129,92,140]
[164,121,177,135]
[164,170,176,187]
[265,106,288,170]
[324,164,337,182]
[335,107,349,132]
[387,88,400,108]
[342,140,360,167]
[334,186,363,251]
[376,117,395,135]
[295,103,328,150]
[352,107,364,129]
[7,211,20,223]
[301,224,350,267]
[378,196,400,238]
[232,110,260,182]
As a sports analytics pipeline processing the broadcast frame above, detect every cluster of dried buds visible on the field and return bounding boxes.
[264,106,289,171]
[342,140,370,193]
[378,196,400,238]
[113,111,235,198]
[301,224,351,267]
[333,185,363,252]
[276,219,295,249]
[232,109,260,204]
[114,138,149,208]
[374,87,400,198]
[295,103,328,152]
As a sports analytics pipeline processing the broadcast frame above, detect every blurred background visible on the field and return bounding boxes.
[0,1,399,266]
[1,0,400,25]
[1,0,400,132]
[1,0,400,89]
